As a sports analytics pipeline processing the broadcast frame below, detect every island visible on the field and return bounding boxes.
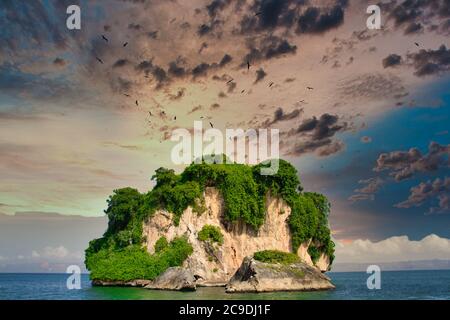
[85,158,335,292]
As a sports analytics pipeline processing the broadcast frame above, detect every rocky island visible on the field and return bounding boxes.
[85,158,335,292]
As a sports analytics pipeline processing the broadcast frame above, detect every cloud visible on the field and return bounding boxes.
[349,177,384,203]
[396,177,450,214]
[254,67,267,84]
[406,44,450,77]
[284,113,348,157]
[334,234,450,264]
[382,54,403,68]
[296,5,345,34]
[32,246,72,259]
[264,107,302,126]
[338,73,407,101]
[237,0,347,35]
[242,35,297,66]
[374,142,450,181]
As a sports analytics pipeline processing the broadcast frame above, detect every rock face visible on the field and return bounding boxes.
[145,267,196,291]
[92,279,151,287]
[226,257,335,293]
[143,187,332,286]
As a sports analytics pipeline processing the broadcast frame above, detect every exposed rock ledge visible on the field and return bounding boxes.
[144,267,196,291]
[226,257,335,293]
[92,279,151,287]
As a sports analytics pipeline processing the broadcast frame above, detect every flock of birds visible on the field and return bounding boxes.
[92,18,423,143]
[93,29,316,134]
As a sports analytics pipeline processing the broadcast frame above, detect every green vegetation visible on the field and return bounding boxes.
[198,225,224,245]
[86,237,193,281]
[307,246,321,264]
[154,236,168,253]
[85,156,334,280]
[253,250,300,265]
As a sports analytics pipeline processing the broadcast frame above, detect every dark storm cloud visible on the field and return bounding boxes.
[53,58,66,67]
[197,20,223,36]
[374,142,450,181]
[168,61,187,78]
[242,36,297,66]
[382,54,403,68]
[237,0,347,35]
[192,54,233,78]
[296,113,346,140]
[112,59,130,68]
[219,54,233,67]
[385,0,450,34]
[396,177,450,214]
[296,5,345,34]
[283,113,348,157]
[254,68,267,84]
[404,22,423,34]
[274,107,302,123]
[406,45,450,77]
[206,0,232,17]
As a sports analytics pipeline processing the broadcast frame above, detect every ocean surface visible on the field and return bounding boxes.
[0,270,449,300]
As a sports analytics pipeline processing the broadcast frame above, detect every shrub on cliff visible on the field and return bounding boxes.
[198,225,224,245]
[253,250,299,265]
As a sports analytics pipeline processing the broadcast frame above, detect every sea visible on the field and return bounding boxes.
[0,270,449,300]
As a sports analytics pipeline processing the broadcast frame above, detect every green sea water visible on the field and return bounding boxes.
[0,270,449,300]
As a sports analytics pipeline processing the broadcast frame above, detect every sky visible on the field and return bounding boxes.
[0,0,449,272]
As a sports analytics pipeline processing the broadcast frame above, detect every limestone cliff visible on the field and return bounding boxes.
[143,187,331,286]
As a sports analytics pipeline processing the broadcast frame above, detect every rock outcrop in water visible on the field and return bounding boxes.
[85,159,335,292]
[226,257,335,293]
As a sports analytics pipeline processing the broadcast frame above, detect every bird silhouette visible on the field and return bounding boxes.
[149,111,152,116]
[241,89,245,94]
[123,42,128,47]
[269,82,274,87]
[123,94,131,97]
[209,122,214,128]
[307,86,314,90]
[101,35,109,42]
[227,79,234,84]
[136,100,139,106]
[255,12,262,16]
[414,42,420,47]
[95,57,104,64]
[174,116,177,121]
[247,61,251,70]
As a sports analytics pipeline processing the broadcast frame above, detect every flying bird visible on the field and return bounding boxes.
[269,82,274,87]
[227,79,234,84]
[414,42,420,47]
[95,57,104,64]
[255,12,263,16]
[101,35,109,42]
[123,94,131,97]
[149,111,152,116]
[174,116,177,121]
[123,42,128,47]
[241,90,245,94]
[247,61,251,70]
[135,100,139,106]
[307,86,314,90]
[209,122,214,128]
